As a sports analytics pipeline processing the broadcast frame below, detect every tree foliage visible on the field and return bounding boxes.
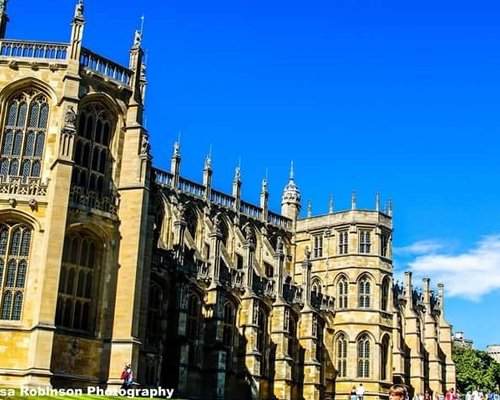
[452,346,500,393]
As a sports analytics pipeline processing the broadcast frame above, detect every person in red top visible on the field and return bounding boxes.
[446,388,457,400]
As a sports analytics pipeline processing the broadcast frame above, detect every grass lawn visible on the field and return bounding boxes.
[0,389,183,399]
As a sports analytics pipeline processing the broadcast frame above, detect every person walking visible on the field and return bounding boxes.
[121,363,133,390]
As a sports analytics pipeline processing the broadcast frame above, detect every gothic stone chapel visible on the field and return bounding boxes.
[0,2,455,399]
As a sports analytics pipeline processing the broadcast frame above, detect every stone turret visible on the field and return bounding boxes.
[281,161,301,225]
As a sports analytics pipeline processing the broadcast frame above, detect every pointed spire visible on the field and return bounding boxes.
[375,192,380,211]
[307,200,312,217]
[388,198,393,216]
[329,194,334,214]
[351,191,357,210]
[281,161,301,221]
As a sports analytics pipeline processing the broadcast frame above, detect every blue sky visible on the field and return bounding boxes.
[8,0,500,349]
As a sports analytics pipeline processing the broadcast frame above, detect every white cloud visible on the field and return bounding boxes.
[394,240,445,256]
[406,235,500,301]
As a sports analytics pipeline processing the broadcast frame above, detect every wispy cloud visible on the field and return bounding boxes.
[405,235,500,301]
[394,240,444,256]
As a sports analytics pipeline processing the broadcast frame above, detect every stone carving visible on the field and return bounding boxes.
[304,246,311,260]
[276,236,283,251]
[64,106,77,130]
[244,224,255,245]
[75,0,84,18]
[141,133,151,156]
[133,29,142,47]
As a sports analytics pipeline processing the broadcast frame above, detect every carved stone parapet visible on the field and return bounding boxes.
[68,185,119,215]
[0,175,49,197]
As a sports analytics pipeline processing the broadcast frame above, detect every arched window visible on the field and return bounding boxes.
[72,103,113,193]
[336,333,348,378]
[358,276,371,308]
[0,90,49,180]
[381,276,390,311]
[187,292,202,365]
[311,277,322,296]
[55,232,100,331]
[357,334,370,378]
[381,335,390,380]
[0,222,32,320]
[338,276,348,309]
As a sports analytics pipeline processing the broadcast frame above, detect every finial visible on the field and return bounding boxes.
[375,192,380,211]
[234,165,241,182]
[204,153,211,170]
[307,200,312,217]
[261,177,268,192]
[329,194,334,214]
[74,0,84,19]
[133,30,142,48]
[140,15,145,36]
[351,191,357,210]
[173,141,180,157]
[290,161,294,180]
[388,198,393,216]
[0,0,8,13]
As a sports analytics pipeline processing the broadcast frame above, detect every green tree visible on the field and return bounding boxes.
[452,346,500,393]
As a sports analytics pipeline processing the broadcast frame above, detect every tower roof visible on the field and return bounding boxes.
[282,161,301,205]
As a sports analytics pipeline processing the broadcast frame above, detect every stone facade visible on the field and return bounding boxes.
[0,2,455,400]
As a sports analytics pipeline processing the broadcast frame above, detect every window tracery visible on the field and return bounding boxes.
[0,90,49,180]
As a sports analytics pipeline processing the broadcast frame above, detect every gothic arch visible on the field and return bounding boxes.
[0,209,42,232]
[334,331,349,378]
[0,77,59,106]
[311,275,323,295]
[79,92,125,120]
[380,333,391,380]
[381,275,391,311]
[355,330,376,342]
[65,222,110,244]
[357,273,373,308]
